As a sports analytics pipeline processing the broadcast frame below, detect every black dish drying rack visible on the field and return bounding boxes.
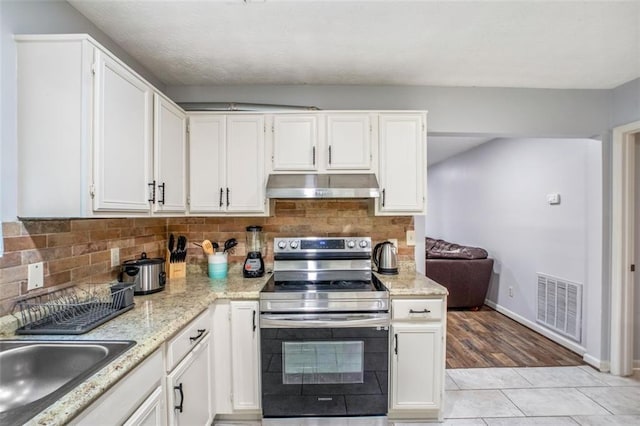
[13,284,135,335]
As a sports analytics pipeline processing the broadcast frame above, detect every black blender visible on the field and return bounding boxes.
[243,225,265,278]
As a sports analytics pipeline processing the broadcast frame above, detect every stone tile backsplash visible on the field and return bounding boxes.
[0,199,414,316]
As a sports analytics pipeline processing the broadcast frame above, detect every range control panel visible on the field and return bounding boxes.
[273,237,371,254]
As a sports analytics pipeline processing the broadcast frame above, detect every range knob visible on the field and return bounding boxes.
[289,240,299,249]
[359,240,368,248]
[347,240,356,249]
[277,240,287,249]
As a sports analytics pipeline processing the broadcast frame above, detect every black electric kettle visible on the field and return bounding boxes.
[373,241,398,275]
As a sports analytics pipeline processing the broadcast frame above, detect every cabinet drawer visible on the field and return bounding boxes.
[392,299,443,321]
[166,309,210,371]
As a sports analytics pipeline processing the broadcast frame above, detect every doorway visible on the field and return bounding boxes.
[636,133,640,370]
[426,136,602,368]
[610,121,640,376]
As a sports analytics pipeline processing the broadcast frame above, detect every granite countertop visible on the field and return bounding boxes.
[377,271,449,297]
[0,266,446,425]
[3,265,269,426]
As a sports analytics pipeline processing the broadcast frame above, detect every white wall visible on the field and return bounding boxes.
[613,78,640,128]
[0,0,3,256]
[426,138,603,361]
[167,84,612,137]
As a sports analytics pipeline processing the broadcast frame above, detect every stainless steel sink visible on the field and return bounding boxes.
[0,340,135,426]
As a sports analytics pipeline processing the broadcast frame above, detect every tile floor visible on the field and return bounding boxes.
[216,366,640,426]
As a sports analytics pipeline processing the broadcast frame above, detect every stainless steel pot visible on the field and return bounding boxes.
[117,252,166,295]
[373,241,398,275]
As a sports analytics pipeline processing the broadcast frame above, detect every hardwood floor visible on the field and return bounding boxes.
[446,306,585,369]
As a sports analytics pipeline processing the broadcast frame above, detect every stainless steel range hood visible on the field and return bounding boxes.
[266,174,380,199]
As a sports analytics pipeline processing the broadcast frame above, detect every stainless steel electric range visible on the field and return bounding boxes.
[260,236,390,418]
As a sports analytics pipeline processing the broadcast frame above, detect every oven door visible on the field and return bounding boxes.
[260,313,389,418]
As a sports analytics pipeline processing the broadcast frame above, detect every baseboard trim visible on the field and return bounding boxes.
[484,300,587,356]
[584,354,608,372]
[634,360,640,370]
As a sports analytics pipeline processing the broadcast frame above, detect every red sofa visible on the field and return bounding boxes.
[425,238,494,310]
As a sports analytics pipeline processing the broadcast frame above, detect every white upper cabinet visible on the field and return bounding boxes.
[325,114,372,170]
[270,113,374,173]
[153,94,187,213]
[188,115,226,213]
[93,51,153,212]
[272,115,318,171]
[17,37,94,217]
[226,115,266,212]
[377,113,427,215]
[16,35,186,218]
[188,114,267,215]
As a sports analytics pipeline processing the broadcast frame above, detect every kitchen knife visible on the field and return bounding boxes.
[177,235,187,262]
[168,234,175,263]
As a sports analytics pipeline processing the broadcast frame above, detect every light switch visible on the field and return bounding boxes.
[406,230,416,246]
[28,262,44,290]
[111,248,120,267]
[547,193,561,205]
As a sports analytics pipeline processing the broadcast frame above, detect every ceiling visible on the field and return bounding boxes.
[68,0,640,89]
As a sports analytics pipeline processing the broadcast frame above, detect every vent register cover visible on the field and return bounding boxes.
[537,273,583,342]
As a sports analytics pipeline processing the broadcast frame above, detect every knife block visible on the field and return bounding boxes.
[166,249,186,278]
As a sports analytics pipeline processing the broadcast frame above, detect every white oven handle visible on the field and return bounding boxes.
[260,313,390,328]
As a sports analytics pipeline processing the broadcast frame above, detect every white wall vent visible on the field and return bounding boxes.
[536,273,582,342]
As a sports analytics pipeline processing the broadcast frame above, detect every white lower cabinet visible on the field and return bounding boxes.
[165,308,213,426]
[166,334,212,425]
[388,297,446,420]
[123,386,165,426]
[72,349,165,425]
[230,301,261,411]
[390,323,442,411]
[211,300,261,417]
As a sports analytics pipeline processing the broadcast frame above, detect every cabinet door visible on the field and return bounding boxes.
[73,349,164,425]
[122,386,165,426]
[326,114,372,170]
[230,301,261,411]
[272,115,318,171]
[390,322,442,411]
[226,115,266,213]
[154,94,186,213]
[378,114,426,214]
[17,38,94,217]
[188,115,226,213]
[93,51,153,212]
[167,336,212,426]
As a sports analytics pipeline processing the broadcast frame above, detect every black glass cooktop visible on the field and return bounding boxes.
[273,280,375,292]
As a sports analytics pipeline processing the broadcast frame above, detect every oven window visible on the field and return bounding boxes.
[282,341,364,385]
